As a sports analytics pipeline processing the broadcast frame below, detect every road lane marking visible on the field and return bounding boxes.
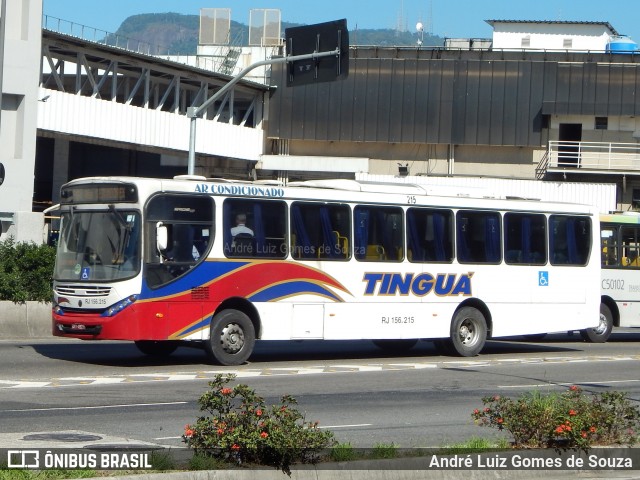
[152,422,374,440]
[499,379,640,388]
[0,354,638,389]
[318,424,373,429]
[3,401,188,412]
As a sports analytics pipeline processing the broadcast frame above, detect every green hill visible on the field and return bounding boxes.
[112,13,443,54]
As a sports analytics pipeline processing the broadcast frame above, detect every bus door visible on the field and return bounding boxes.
[144,193,214,339]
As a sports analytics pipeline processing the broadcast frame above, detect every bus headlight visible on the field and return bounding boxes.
[101,294,139,317]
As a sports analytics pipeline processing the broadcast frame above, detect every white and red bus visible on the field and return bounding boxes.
[598,212,640,342]
[51,176,601,365]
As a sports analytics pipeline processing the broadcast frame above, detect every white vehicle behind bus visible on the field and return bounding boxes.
[598,212,640,342]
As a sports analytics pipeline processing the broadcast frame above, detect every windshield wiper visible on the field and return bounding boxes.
[108,204,129,230]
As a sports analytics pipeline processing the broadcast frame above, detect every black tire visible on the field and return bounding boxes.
[523,333,547,342]
[449,306,487,357]
[134,340,178,356]
[580,303,613,343]
[205,309,255,366]
[372,339,418,351]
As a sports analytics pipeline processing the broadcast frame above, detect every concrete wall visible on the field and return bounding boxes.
[1,211,44,243]
[288,140,541,180]
[0,0,43,243]
[0,0,42,212]
[0,301,51,338]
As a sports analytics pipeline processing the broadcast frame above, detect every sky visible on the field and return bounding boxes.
[42,0,640,43]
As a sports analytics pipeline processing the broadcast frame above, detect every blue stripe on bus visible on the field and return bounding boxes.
[140,261,249,300]
[248,281,344,302]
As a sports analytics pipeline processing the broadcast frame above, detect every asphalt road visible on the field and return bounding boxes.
[0,329,639,450]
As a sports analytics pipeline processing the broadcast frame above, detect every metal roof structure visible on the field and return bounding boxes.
[485,20,620,36]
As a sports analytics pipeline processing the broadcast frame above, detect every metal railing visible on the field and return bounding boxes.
[548,141,640,171]
[42,15,174,56]
[544,141,640,173]
[42,15,236,75]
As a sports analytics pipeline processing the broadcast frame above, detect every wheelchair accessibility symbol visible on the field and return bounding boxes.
[538,271,548,286]
[81,267,90,280]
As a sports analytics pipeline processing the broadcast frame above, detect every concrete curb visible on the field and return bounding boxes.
[79,464,639,480]
[0,301,51,338]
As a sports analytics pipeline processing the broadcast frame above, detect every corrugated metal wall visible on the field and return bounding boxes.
[267,50,640,147]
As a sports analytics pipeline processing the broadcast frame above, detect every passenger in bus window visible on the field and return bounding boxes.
[231,213,254,238]
[230,213,255,256]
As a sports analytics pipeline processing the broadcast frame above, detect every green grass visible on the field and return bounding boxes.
[329,442,357,462]
[370,443,398,459]
[438,436,511,454]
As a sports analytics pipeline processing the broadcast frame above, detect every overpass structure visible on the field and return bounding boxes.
[1,3,270,242]
[37,28,270,202]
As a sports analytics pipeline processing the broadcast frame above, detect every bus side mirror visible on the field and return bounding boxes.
[156,223,168,253]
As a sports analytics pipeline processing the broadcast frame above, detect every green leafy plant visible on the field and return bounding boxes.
[187,453,226,471]
[182,373,336,475]
[329,442,357,462]
[147,450,176,471]
[370,443,398,459]
[472,386,640,449]
[0,237,55,303]
[439,436,510,454]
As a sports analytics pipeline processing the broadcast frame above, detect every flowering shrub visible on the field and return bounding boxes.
[182,373,336,474]
[472,386,640,449]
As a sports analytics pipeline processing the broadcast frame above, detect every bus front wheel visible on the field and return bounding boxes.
[205,309,255,366]
[449,307,487,357]
[580,303,613,343]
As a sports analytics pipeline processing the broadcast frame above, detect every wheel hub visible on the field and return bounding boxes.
[459,321,475,345]
[220,323,244,354]
[594,314,607,334]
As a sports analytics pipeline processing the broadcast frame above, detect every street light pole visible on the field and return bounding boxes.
[186,48,340,176]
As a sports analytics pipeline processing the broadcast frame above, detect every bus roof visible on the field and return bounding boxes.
[61,176,598,214]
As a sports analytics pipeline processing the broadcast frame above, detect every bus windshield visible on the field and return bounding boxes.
[54,209,141,281]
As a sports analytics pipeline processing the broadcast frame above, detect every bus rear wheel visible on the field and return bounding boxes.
[134,340,178,357]
[449,307,487,357]
[205,309,255,366]
[580,303,613,343]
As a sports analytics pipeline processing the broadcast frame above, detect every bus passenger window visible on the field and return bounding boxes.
[354,205,403,262]
[621,226,640,267]
[504,213,546,265]
[223,199,287,259]
[550,215,592,266]
[290,202,351,260]
[456,211,501,264]
[407,208,453,263]
[600,227,618,267]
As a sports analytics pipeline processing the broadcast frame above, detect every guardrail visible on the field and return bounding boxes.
[42,14,174,56]
[41,15,230,74]
[545,141,640,172]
